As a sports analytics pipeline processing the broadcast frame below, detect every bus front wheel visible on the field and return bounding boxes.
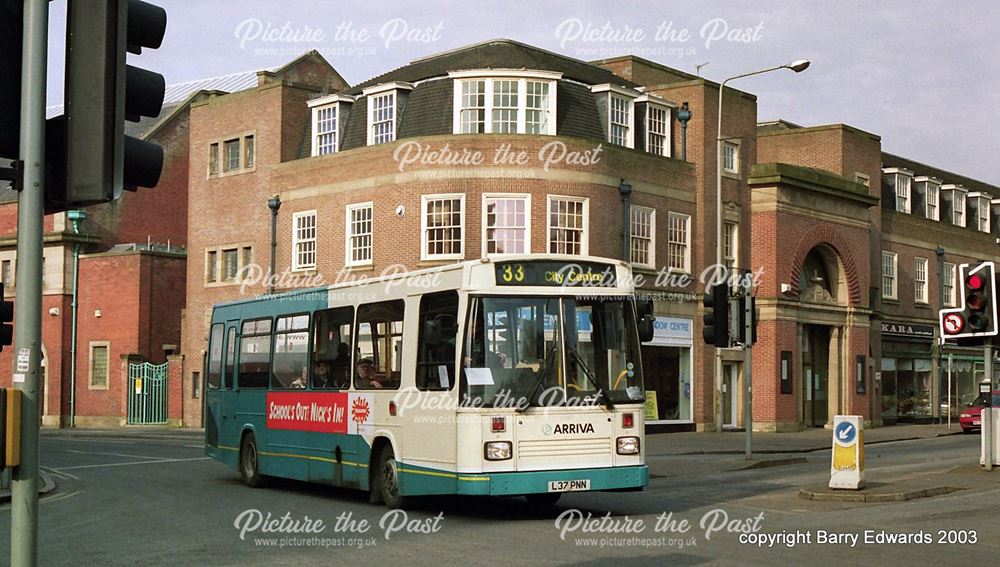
[376,446,409,509]
[240,432,267,488]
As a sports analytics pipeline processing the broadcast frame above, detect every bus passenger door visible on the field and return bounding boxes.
[219,323,240,464]
[204,323,226,454]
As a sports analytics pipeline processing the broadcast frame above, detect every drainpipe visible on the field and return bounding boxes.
[67,209,87,428]
[619,180,632,263]
[267,195,281,295]
[936,245,945,424]
[676,102,692,161]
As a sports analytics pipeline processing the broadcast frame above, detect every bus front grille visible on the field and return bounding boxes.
[517,438,612,458]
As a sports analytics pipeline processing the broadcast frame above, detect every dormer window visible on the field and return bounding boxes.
[882,167,913,214]
[308,94,353,156]
[363,82,413,146]
[918,177,941,221]
[592,84,639,149]
[630,93,676,157]
[450,70,560,135]
[942,184,968,227]
[969,192,992,233]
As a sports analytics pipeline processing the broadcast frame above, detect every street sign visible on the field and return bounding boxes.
[830,415,864,490]
[942,313,964,335]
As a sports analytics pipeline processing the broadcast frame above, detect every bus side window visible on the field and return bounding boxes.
[417,291,458,390]
[272,314,310,389]
[355,300,405,390]
[206,323,224,389]
[238,318,272,389]
[312,306,354,389]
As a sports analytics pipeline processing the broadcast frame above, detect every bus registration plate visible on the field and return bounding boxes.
[547,479,590,492]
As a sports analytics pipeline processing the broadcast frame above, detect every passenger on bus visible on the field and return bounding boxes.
[356,357,384,388]
[312,361,335,389]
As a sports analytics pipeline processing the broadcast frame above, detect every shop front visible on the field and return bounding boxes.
[641,317,693,429]
[880,321,934,424]
[939,347,994,421]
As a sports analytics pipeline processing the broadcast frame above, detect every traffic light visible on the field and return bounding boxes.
[738,295,758,346]
[940,261,998,342]
[51,0,167,210]
[703,282,730,348]
[0,0,23,161]
[0,284,12,351]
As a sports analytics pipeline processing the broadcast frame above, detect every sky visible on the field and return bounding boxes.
[44,0,1000,185]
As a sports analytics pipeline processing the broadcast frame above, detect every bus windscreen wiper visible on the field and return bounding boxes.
[517,344,558,412]
[568,348,613,410]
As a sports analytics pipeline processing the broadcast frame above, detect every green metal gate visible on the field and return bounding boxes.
[127,362,168,424]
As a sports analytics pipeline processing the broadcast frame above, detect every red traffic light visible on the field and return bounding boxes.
[968,274,985,290]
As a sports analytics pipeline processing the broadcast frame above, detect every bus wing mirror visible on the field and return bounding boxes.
[637,299,655,343]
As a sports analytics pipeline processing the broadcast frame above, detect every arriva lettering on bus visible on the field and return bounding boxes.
[553,423,596,434]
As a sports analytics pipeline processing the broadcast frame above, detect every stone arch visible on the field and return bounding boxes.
[789,225,863,307]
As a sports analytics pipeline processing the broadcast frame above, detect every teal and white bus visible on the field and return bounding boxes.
[205,255,653,508]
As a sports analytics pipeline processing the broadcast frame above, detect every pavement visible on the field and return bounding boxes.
[644,423,1000,502]
[7,423,997,505]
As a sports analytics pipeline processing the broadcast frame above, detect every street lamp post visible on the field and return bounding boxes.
[67,209,87,428]
[715,60,809,455]
[267,195,281,295]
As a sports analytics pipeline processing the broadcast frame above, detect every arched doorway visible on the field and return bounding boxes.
[797,245,848,427]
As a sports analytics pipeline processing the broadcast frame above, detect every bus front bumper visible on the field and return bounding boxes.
[453,465,648,496]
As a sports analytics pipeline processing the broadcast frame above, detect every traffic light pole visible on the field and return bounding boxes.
[984,343,993,472]
[11,0,48,565]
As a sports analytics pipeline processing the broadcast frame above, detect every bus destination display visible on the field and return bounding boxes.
[494,261,617,287]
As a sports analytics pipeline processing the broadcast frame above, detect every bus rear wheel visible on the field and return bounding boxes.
[376,446,409,509]
[240,432,267,488]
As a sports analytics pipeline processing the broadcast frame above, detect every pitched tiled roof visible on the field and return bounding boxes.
[346,38,639,95]
[882,152,1000,195]
[44,67,275,137]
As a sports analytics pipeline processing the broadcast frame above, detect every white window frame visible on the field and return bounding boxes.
[546,195,590,256]
[667,212,692,273]
[421,194,466,261]
[364,82,411,146]
[88,341,111,390]
[943,262,956,307]
[630,205,656,269]
[914,257,928,304]
[881,251,897,300]
[592,84,638,148]
[954,191,967,227]
[895,175,911,213]
[643,100,672,157]
[450,70,560,136]
[722,140,740,174]
[309,95,353,156]
[916,176,940,221]
[854,172,870,188]
[723,221,738,271]
[291,210,318,271]
[345,202,374,267]
[482,194,531,257]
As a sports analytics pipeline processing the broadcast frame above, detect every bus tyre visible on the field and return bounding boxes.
[376,446,409,509]
[240,432,267,488]
[524,492,561,513]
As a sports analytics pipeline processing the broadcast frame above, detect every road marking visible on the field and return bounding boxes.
[54,456,210,471]
[41,467,80,481]
[183,444,204,448]
[66,449,172,460]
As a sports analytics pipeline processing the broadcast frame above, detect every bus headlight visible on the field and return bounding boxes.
[616,436,640,455]
[485,441,512,461]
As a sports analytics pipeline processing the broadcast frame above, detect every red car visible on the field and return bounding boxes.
[960,390,1000,433]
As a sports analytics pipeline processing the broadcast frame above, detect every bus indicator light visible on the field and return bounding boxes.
[622,413,634,428]
[491,417,505,433]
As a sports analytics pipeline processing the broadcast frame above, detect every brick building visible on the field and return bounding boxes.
[5,38,993,432]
